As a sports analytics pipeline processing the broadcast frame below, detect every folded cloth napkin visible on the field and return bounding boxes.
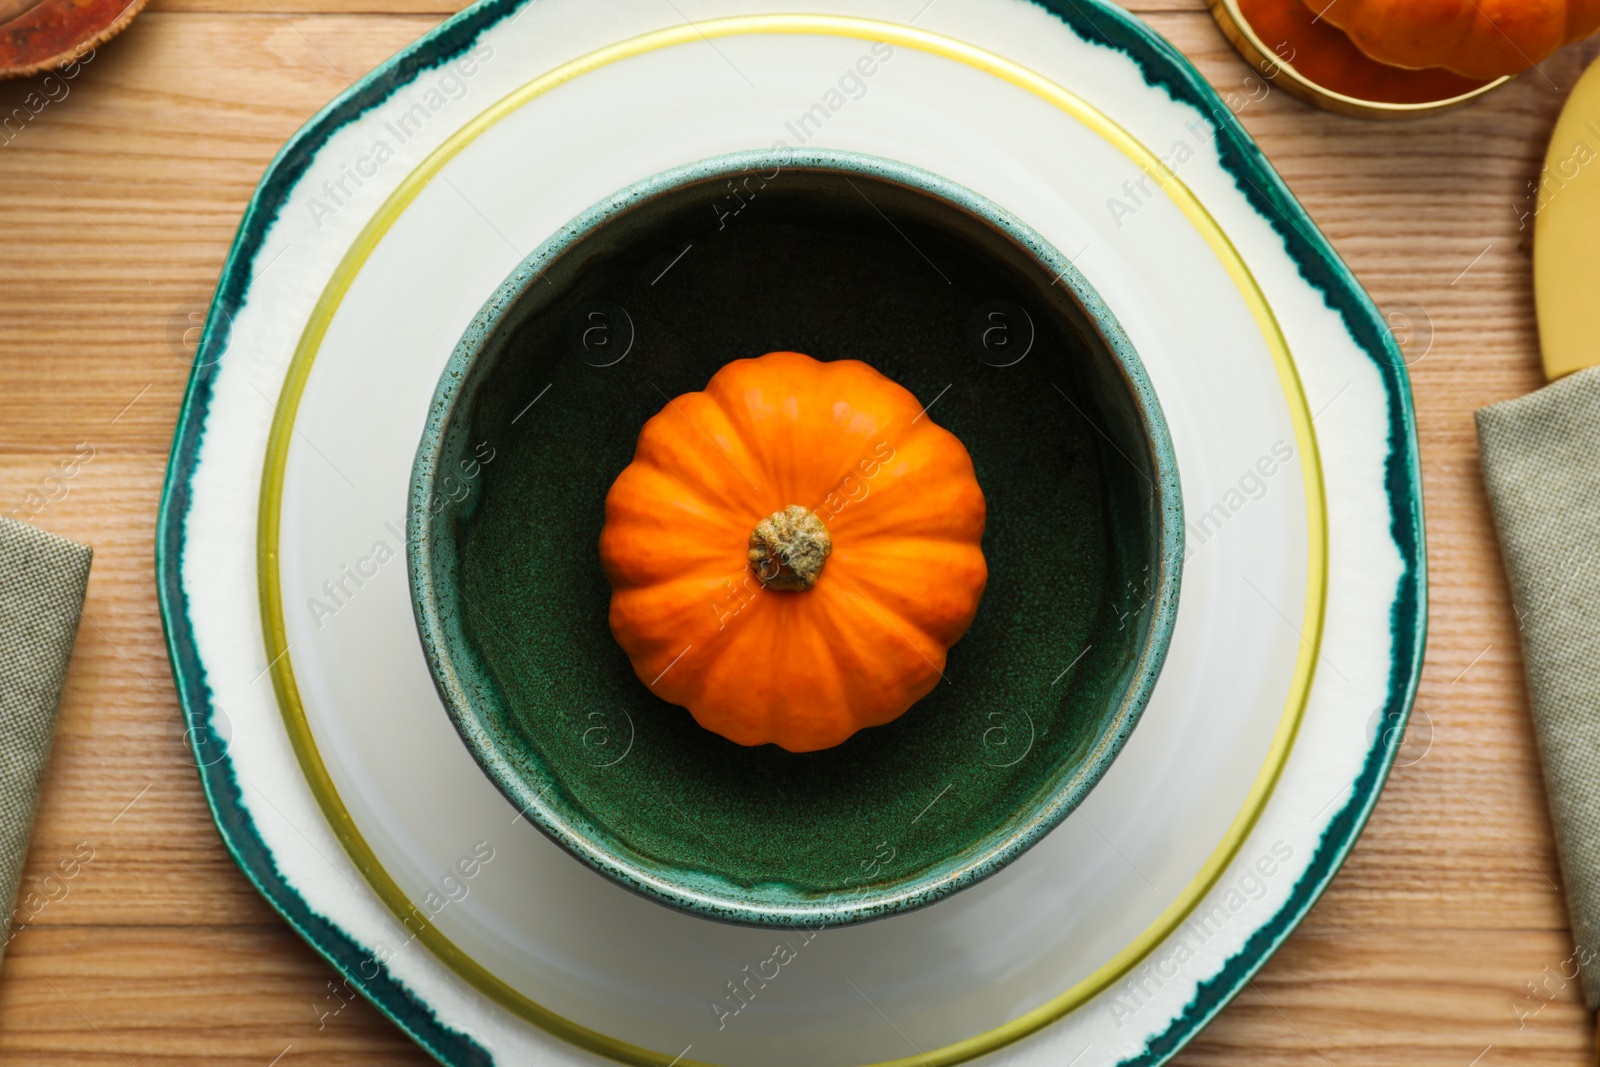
[1478,365,1600,1009]
[0,516,90,964]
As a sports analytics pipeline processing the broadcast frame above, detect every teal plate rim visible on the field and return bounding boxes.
[154,1,1427,1064]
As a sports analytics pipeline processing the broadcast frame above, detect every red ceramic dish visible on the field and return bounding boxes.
[0,0,144,80]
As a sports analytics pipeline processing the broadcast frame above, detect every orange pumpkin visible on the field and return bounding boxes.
[1240,0,1491,103]
[599,351,988,752]
[1302,0,1600,79]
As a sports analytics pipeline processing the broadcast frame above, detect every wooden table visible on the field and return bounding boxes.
[0,0,1588,1062]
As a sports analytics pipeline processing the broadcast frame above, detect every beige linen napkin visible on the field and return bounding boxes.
[0,516,91,963]
[1478,365,1600,1009]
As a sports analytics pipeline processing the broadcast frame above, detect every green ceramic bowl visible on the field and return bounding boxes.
[409,149,1182,928]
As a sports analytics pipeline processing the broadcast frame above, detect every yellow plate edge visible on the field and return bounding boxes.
[255,14,1330,1067]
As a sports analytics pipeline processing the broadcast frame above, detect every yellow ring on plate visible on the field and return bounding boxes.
[257,14,1328,1067]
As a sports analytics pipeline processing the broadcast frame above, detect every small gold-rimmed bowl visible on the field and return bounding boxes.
[1209,0,1511,119]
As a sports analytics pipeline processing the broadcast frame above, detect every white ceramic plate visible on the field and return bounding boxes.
[157,1,1425,1065]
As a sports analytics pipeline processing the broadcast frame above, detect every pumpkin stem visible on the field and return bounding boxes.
[749,505,832,591]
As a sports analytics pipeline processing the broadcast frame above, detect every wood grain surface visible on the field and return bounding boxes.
[0,1,1588,1063]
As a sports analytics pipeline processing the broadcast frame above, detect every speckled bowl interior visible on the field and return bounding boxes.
[409,149,1183,928]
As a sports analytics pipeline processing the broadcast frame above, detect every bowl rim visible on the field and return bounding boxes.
[407,146,1185,928]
